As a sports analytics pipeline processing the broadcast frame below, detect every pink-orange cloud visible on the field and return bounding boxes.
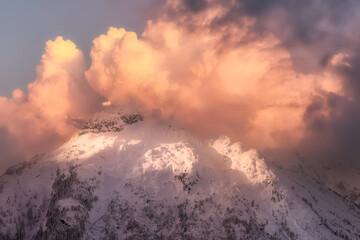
[0,1,357,172]
[86,19,343,150]
[0,37,102,170]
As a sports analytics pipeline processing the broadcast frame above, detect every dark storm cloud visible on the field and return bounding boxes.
[298,93,360,165]
[298,48,360,165]
[338,52,360,96]
[164,0,360,72]
[183,0,208,12]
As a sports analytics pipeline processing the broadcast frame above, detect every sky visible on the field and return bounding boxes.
[0,0,151,97]
[1,0,360,173]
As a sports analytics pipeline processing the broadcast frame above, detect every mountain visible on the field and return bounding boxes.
[0,108,360,240]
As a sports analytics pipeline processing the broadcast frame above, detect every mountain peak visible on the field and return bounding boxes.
[1,115,360,239]
[79,106,143,135]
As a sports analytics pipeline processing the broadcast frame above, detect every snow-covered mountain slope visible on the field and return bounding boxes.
[1,109,360,240]
[294,153,360,207]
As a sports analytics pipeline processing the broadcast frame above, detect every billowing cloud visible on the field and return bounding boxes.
[151,0,360,167]
[0,37,102,167]
[85,19,342,152]
[1,0,360,172]
[160,0,360,72]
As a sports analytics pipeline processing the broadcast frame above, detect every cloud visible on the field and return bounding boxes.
[85,19,342,152]
[161,0,360,73]
[148,0,360,168]
[0,126,23,172]
[1,0,360,171]
[86,0,360,167]
[0,37,102,166]
[295,51,360,166]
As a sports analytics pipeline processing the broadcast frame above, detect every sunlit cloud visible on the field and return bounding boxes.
[1,0,360,171]
[0,37,102,170]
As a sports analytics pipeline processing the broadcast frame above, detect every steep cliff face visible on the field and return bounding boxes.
[1,110,360,240]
